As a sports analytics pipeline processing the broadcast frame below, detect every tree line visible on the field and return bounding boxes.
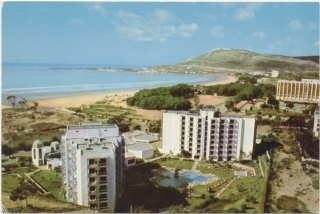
[203,83,276,101]
[126,84,194,110]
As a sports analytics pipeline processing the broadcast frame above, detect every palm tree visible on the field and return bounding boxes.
[6,95,17,108]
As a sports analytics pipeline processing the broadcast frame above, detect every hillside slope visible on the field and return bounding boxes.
[150,48,319,73]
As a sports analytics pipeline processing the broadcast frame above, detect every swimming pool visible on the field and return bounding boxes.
[157,170,207,188]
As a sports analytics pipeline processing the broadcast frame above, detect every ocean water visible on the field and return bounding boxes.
[2,63,223,103]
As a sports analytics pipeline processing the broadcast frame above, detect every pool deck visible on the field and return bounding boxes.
[191,160,199,171]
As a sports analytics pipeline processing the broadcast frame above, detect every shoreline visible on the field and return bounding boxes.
[2,75,236,110]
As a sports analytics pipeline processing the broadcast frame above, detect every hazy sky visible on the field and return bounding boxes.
[2,2,319,66]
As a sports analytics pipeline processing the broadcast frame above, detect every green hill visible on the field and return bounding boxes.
[150,48,319,73]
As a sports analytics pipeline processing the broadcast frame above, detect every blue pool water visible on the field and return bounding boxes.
[158,170,207,188]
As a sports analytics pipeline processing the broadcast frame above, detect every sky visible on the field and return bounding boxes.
[2,2,319,67]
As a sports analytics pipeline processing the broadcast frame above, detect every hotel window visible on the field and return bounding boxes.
[100,202,107,207]
[89,159,95,165]
[90,186,95,192]
[99,159,107,164]
[89,177,95,183]
[99,185,107,191]
[100,176,107,183]
[100,194,107,199]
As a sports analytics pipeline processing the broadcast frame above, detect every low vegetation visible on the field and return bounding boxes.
[126,84,194,110]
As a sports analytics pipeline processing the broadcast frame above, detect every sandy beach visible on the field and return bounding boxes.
[2,75,236,112]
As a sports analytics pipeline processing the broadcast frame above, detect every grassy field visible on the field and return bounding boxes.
[31,170,64,200]
[154,158,194,170]
[2,174,22,193]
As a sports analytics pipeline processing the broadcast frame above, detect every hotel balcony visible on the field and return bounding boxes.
[98,162,108,167]
[89,199,98,204]
[89,172,97,177]
[99,206,108,212]
[99,197,108,202]
[99,179,108,184]
[99,171,108,176]
[88,164,98,168]
[99,188,108,193]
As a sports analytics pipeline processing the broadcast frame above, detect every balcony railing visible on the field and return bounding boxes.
[99,163,108,167]
[99,197,108,202]
[89,173,97,177]
[99,189,108,193]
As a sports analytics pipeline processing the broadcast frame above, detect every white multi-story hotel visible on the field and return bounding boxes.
[162,106,256,161]
[276,79,320,103]
[61,122,125,213]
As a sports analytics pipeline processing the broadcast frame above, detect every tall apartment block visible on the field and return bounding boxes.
[276,79,320,103]
[60,122,125,212]
[162,106,256,161]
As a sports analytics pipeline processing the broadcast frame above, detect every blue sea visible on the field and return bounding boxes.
[2,63,224,103]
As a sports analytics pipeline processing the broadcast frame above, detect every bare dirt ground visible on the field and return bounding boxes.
[267,130,319,213]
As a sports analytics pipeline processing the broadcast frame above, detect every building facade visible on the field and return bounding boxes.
[31,140,61,169]
[61,122,125,212]
[276,79,320,103]
[313,110,320,137]
[162,106,256,161]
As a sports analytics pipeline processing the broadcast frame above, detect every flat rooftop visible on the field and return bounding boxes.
[127,143,153,151]
[134,134,158,143]
[201,105,215,112]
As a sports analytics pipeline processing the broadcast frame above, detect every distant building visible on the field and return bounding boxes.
[271,70,279,77]
[313,110,320,137]
[257,77,271,84]
[276,79,320,103]
[60,122,125,213]
[31,140,61,169]
[162,106,257,161]
[249,71,264,76]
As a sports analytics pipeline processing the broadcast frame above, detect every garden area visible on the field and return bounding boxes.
[31,170,64,200]
[117,157,267,213]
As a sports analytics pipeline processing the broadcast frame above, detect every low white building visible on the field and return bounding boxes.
[127,143,153,160]
[125,152,136,167]
[31,140,61,168]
